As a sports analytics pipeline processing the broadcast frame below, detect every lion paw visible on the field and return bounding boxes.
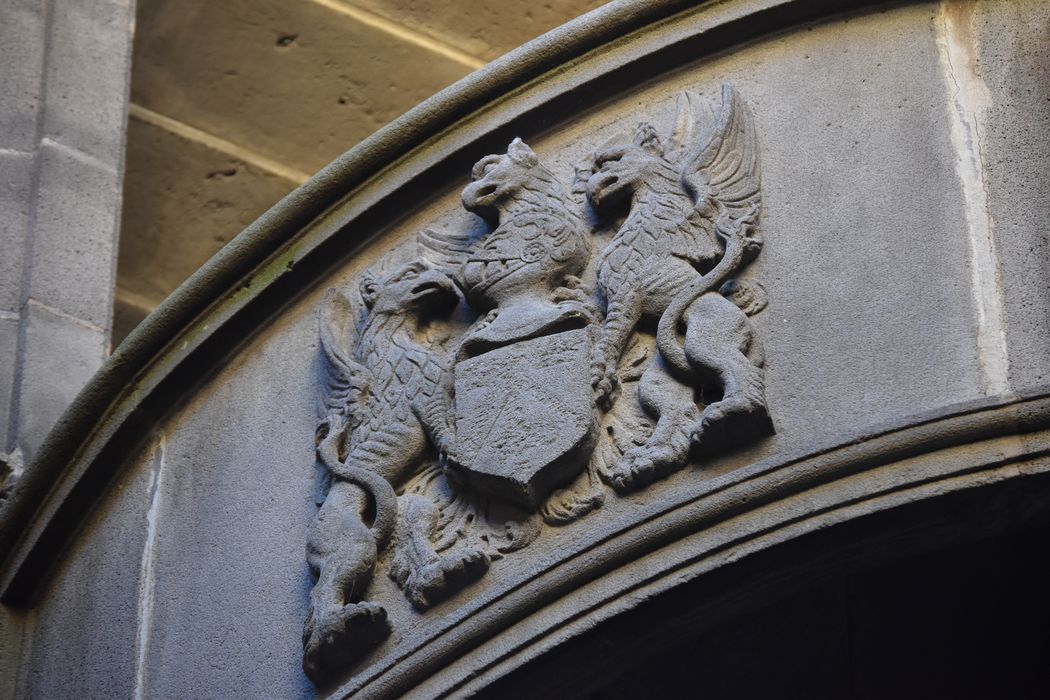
[691,397,770,452]
[607,448,661,492]
[303,601,390,683]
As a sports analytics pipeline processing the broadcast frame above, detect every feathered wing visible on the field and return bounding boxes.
[681,83,761,233]
[317,288,371,423]
[416,228,475,285]
[655,84,764,378]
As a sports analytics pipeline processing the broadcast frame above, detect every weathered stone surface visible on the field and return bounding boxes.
[7,4,1050,700]
[0,151,34,315]
[132,0,472,174]
[0,317,20,452]
[129,328,319,700]
[0,0,46,153]
[42,0,134,168]
[971,0,1050,391]
[19,443,156,700]
[709,4,983,437]
[0,604,26,700]
[15,302,106,463]
[354,0,607,61]
[27,140,121,330]
[117,116,298,311]
[455,329,595,507]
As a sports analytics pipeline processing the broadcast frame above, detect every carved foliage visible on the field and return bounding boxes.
[303,85,774,684]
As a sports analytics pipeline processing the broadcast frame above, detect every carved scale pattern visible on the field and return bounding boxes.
[301,84,773,685]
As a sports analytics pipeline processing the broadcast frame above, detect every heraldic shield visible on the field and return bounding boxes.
[453,327,597,509]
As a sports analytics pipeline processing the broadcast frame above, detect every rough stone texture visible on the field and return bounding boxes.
[117,116,298,309]
[0,0,132,462]
[15,302,107,464]
[19,443,157,700]
[9,3,1050,699]
[972,0,1050,391]
[741,7,984,436]
[0,318,20,453]
[354,0,608,61]
[43,0,135,169]
[132,0,472,174]
[134,334,318,700]
[0,151,34,315]
[0,606,26,700]
[27,140,122,330]
[0,0,47,153]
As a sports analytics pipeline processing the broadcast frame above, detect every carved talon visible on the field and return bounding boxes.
[591,357,620,410]
[404,547,490,611]
[542,488,604,525]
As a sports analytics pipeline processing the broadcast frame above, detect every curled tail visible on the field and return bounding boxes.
[316,417,398,550]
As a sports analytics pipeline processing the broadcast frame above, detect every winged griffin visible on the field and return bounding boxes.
[302,84,774,684]
[304,260,471,682]
[582,83,772,490]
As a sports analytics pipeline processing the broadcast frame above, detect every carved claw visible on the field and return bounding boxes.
[606,448,663,492]
[402,547,490,611]
[302,601,390,684]
[606,432,691,494]
[590,350,621,411]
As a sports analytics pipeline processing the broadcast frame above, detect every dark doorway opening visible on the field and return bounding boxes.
[480,475,1050,700]
[582,523,1050,699]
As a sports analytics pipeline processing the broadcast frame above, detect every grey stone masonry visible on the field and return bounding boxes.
[0,0,134,469]
[0,3,133,692]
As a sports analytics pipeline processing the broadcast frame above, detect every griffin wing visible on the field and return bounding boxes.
[416,227,475,286]
[678,83,761,234]
[318,288,372,423]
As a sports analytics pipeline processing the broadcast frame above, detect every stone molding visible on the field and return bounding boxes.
[329,390,1050,698]
[1,0,1048,696]
[0,0,895,604]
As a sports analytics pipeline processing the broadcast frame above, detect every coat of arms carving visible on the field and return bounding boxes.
[302,84,774,684]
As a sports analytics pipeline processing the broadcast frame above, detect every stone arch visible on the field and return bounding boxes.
[2,1,1048,697]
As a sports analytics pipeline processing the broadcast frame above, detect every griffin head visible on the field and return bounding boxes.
[461,138,561,225]
[358,260,460,317]
[584,122,681,212]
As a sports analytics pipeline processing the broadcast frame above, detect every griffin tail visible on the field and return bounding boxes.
[655,226,754,379]
[316,419,399,550]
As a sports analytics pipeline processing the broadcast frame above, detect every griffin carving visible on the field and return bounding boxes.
[459,137,590,303]
[582,83,772,490]
[304,259,464,683]
[303,84,775,684]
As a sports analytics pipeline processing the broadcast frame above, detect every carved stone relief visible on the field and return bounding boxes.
[303,83,774,684]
